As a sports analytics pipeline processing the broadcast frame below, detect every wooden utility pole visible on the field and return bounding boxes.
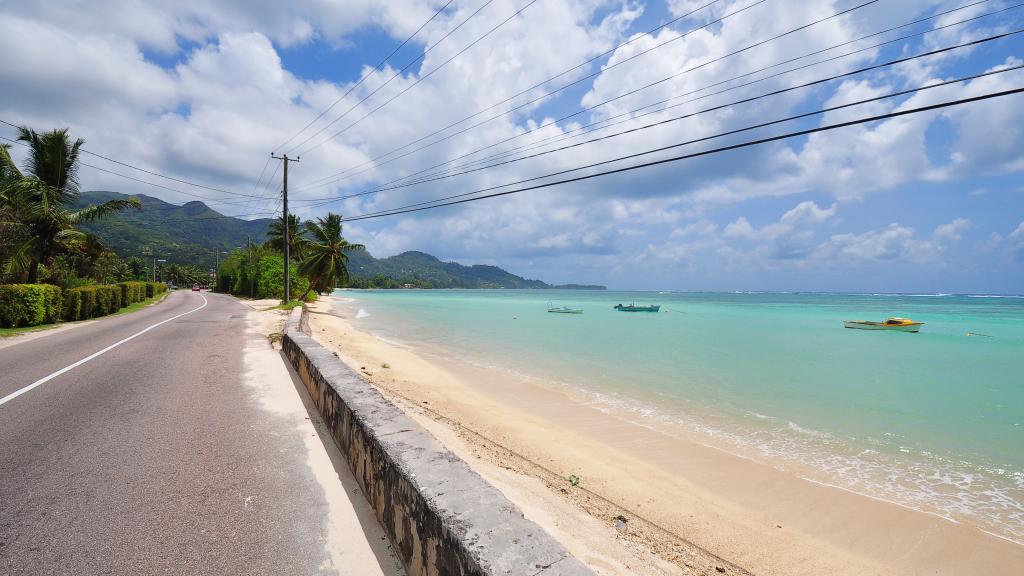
[270,153,299,302]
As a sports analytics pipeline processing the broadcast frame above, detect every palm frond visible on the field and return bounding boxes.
[69,197,141,223]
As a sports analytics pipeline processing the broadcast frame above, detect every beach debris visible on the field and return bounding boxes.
[382,363,390,368]
[715,566,726,573]
[568,473,581,487]
[614,514,628,531]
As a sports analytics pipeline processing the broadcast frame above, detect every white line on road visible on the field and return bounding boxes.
[0,292,209,408]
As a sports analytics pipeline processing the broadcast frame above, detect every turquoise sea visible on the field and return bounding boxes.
[330,289,1024,543]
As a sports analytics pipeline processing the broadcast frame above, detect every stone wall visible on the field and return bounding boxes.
[282,308,593,576]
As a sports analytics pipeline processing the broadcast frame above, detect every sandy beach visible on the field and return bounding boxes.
[306,296,1024,576]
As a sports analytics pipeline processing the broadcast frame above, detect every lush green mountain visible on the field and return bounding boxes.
[72,191,271,270]
[73,191,605,289]
[345,250,604,289]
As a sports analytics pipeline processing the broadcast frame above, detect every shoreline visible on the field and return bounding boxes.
[307,296,1023,575]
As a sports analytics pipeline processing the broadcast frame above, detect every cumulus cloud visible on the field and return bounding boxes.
[933,217,972,241]
[0,0,1021,290]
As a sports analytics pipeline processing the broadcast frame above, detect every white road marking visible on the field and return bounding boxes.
[0,292,209,408]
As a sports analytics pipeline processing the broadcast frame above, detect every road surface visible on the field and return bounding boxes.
[0,290,403,575]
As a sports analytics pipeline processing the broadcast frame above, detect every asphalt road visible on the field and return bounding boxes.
[0,290,400,575]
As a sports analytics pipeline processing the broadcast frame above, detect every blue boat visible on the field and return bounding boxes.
[614,303,660,312]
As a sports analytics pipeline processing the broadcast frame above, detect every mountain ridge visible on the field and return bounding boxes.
[73,191,605,290]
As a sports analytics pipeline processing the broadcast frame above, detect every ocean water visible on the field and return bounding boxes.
[329,289,1024,543]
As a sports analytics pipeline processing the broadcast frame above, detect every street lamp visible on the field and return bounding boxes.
[154,258,166,282]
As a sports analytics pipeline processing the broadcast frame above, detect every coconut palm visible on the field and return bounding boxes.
[265,213,307,260]
[299,213,364,298]
[1,127,140,282]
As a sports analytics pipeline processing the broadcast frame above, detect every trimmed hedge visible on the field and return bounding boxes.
[0,284,63,327]
[145,282,167,298]
[118,281,148,306]
[63,289,82,322]
[4,282,168,327]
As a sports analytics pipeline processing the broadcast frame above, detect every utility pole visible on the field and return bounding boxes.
[270,153,299,302]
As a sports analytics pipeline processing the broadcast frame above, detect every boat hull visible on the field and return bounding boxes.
[548,309,583,314]
[614,305,660,312]
[843,321,922,332]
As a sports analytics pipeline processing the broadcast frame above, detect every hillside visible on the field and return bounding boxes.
[72,191,272,268]
[345,250,603,289]
[74,191,604,289]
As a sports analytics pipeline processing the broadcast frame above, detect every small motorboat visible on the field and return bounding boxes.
[614,303,661,312]
[843,317,923,332]
[548,302,583,314]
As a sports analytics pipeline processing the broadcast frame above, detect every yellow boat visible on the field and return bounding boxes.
[843,317,923,332]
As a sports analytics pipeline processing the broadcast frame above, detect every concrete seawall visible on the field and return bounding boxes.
[282,307,594,576]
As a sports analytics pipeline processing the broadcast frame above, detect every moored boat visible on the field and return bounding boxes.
[843,317,923,332]
[548,302,583,314]
[614,303,660,312]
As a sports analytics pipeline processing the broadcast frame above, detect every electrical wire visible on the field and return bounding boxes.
[358,0,1010,194]
[302,27,1023,207]
[0,117,269,201]
[274,0,457,152]
[297,0,880,188]
[334,82,1024,222]
[294,0,542,156]
[285,0,501,154]
[295,0,759,184]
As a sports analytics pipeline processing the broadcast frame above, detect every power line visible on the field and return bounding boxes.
[293,0,984,202]
[335,83,1024,222]
[304,27,1023,207]
[294,0,542,157]
[0,134,281,216]
[0,117,269,201]
[296,0,761,186]
[297,0,882,190]
[369,0,1010,193]
[285,0,500,155]
[274,0,457,152]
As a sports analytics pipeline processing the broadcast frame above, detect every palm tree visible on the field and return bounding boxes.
[299,213,364,299]
[265,213,307,261]
[0,127,140,282]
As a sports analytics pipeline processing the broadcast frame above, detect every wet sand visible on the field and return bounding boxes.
[307,297,1024,575]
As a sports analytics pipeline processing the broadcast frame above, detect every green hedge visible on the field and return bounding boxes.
[4,282,168,327]
[118,281,148,306]
[0,284,63,327]
[74,286,97,319]
[62,289,82,321]
[146,282,167,298]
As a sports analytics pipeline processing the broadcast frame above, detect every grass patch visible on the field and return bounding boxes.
[0,323,62,338]
[265,300,306,311]
[112,291,169,317]
[0,291,170,338]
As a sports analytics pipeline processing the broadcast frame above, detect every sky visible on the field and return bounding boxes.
[1,0,1022,292]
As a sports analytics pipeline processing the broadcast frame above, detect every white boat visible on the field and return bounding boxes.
[843,317,923,332]
[547,302,583,314]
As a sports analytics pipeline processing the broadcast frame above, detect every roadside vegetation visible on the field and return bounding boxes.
[217,212,364,302]
[0,126,172,330]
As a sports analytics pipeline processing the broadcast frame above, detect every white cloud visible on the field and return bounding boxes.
[815,224,939,264]
[0,0,1021,290]
[933,217,972,241]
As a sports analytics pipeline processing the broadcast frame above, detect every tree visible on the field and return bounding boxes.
[0,127,140,282]
[299,213,364,299]
[126,256,147,280]
[265,213,307,260]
